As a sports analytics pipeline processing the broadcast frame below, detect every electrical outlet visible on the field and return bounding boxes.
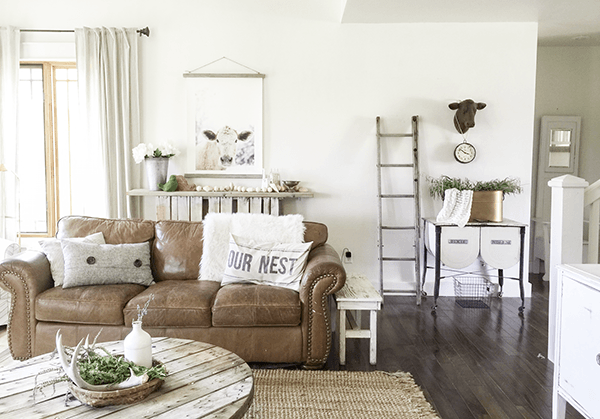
[343,249,353,264]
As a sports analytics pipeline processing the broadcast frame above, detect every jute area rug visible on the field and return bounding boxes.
[242,369,440,419]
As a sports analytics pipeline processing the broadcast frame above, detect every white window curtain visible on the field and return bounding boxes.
[0,27,20,241]
[74,27,141,219]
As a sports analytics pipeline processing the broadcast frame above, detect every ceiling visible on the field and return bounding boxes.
[341,0,600,46]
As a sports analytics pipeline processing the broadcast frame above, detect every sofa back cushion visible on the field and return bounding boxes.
[57,216,155,244]
[153,220,204,281]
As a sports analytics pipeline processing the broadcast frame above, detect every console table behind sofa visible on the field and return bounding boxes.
[127,189,314,221]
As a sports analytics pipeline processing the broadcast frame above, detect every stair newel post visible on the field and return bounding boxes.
[547,174,588,362]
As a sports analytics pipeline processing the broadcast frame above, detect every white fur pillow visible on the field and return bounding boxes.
[39,232,105,287]
[199,213,305,282]
[222,234,312,291]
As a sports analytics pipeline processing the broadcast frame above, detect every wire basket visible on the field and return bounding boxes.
[453,275,493,309]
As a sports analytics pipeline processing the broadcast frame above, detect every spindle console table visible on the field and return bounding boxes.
[127,189,313,220]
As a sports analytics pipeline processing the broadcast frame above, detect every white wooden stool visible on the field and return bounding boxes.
[334,274,383,365]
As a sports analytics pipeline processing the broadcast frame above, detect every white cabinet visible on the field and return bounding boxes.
[554,264,600,419]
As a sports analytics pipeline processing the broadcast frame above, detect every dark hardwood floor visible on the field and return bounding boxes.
[324,275,584,419]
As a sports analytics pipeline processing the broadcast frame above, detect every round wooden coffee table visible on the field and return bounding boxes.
[0,337,253,418]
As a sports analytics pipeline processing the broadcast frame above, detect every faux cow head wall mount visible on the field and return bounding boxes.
[449,99,486,134]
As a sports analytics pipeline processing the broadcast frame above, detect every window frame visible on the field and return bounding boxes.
[19,61,76,238]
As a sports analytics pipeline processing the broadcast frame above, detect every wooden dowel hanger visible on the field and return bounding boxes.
[20,27,150,37]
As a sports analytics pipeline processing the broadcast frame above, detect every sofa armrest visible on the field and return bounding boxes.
[0,250,53,360]
[299,243,346,368]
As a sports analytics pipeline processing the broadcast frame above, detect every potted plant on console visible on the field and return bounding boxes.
[428,175,522,222]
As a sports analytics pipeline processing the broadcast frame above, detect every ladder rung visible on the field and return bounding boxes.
[379,133,412,138]
[380,194,414,198]
[381,226,415,230]
[378,164,413,168]
[383,290,417,296]
[382,257,416,262]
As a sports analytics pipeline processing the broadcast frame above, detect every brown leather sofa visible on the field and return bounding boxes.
[0,216,346,369]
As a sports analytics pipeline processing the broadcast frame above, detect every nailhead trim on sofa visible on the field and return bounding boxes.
[1,270,32,360]
[306,273,340,367]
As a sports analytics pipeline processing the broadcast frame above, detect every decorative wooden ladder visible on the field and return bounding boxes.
[376,116,422,304]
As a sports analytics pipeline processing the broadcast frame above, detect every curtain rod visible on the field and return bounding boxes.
[20,27,150,37]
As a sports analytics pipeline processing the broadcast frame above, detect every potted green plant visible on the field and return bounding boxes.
[427,175,522,222]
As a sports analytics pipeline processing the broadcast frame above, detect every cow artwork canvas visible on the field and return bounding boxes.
[186,75,263,175]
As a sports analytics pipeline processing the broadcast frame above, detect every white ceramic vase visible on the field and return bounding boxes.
[124,321,153,368]
[145,157,169,191]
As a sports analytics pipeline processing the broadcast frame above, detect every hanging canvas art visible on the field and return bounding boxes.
[185,65,263,177]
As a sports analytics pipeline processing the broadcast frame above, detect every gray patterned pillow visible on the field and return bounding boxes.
[39,232,106,287]
[61,241,153,288]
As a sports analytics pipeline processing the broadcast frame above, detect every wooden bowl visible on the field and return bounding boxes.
[69,377,163,407]
[67,359,165,407]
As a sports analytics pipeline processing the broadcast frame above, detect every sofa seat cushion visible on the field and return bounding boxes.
[124,280,221,327]
[212,284,301,327]
[36,284,146,325]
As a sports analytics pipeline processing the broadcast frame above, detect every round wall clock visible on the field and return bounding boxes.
[454,142,476,164]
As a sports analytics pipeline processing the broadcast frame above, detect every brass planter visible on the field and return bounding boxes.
[469,190,503,222]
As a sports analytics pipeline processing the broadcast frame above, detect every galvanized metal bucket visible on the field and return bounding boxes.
[145,157,169,191]
[469,190,503,222]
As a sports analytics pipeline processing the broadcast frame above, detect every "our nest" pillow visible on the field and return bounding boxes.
[221,234,312,292]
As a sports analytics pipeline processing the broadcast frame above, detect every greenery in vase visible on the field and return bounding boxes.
[427,175,523,200]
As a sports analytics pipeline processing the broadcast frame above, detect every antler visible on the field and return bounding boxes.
[55,330,149,391]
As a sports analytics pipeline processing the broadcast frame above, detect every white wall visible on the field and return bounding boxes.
[3,1,538,297]
[530,46,600,274]
[534,47,600,185]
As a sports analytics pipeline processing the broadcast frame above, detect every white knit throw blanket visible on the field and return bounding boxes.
[199,213,306,282]
[436,188,473,228]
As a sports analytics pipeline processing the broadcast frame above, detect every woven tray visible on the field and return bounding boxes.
[68,360,165,407]
[69,377,163,407]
